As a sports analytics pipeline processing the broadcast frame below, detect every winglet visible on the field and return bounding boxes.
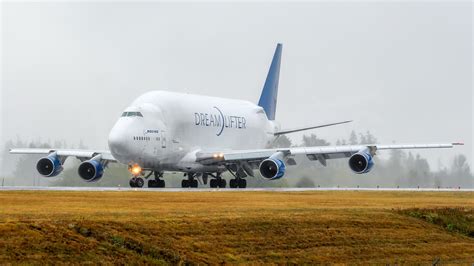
[258,43,282,121]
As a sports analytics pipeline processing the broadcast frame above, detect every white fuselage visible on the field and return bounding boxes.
[108,91,279,172]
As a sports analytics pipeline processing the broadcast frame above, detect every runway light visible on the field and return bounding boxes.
[129,164,142,176]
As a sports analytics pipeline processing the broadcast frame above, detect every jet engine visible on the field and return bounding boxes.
[36,153,63,177]
[259,152,286,180]
[78,157,104,182]
[348,149,374,174]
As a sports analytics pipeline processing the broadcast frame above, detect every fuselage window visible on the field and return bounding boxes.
[128,112,143,117]
[122,112,143,117]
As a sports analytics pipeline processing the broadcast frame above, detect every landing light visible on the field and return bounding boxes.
[213,153,224,160]
[129,164,142,176]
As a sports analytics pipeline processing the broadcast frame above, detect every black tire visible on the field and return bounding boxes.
[148,180,156,188]
[136,177,144,188]
[219,179,226,188]
[130,177,137,188]
[238,179,247,188]
[191,179,198,188]
[181,179,189,188]
[210,179,217,188]
[158,179,165,188]
[229,179,237,188]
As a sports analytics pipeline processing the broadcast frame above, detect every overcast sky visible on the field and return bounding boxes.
[1,1,472,170]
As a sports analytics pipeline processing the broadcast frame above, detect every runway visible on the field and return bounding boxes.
[0,186,472,192]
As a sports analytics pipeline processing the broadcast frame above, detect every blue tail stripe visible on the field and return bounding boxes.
[258,43,282,121]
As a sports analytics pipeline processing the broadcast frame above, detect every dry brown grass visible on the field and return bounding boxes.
[0,190,473,264]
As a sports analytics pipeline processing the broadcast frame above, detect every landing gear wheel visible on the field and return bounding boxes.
[182,179,190,188]
[130,177,137,188]
[158,179,165,188]
[210,179,217,188]
[148,180,156,187]
[219,179,226,188]
[229,179,237,188]
[191,179,198,188]
[135,177,144,188]
[238,179,247,188]
[148,179,166,188]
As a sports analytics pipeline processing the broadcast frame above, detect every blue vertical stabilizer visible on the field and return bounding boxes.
[258,43,282,120]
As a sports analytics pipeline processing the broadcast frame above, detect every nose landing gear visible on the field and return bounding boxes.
[128,164,145,188]
[128,164,165,188]
[129,177,145,188]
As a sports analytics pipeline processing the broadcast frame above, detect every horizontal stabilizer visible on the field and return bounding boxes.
[274,120,352,136]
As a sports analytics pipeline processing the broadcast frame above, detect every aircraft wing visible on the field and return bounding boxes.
[196,143,462,167]
[9,148,117,162]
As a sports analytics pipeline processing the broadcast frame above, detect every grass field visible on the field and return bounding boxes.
[0,190,473,264]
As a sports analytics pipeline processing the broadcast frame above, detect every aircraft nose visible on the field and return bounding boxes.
[108,126,129,158]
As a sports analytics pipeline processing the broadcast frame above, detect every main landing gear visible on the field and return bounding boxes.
[180,172,246,188]
[181,172,199,188]
[128,168,247,189]
[226,166,247,189]
[181,173,227,188]
[148,171,165,188]
[209,173,226,188]
[229,178,246,188]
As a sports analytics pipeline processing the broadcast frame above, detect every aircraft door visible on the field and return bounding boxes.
[161,131,166,148]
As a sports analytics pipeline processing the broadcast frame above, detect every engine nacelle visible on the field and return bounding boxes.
[259,154,286,180]
[78,159,104,182]
[36,153,63,177]
[348,150,374,174]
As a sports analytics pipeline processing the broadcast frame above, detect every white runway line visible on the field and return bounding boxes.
[0,186,472,192]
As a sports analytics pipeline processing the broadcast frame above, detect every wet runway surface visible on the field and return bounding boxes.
[0,186,472,192]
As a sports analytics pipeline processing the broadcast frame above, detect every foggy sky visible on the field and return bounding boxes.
[1,1,472,170]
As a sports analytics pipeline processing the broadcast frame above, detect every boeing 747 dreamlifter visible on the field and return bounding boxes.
[10,44,463,188]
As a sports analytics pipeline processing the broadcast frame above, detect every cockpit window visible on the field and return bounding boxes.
[121,112,143,117]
